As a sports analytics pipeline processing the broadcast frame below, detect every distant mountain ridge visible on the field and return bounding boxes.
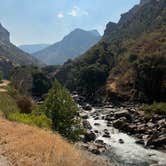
[33,29,101,65]
[19,44,50,54]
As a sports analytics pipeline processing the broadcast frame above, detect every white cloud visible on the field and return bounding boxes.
[57,12,64,19]
[68,6,78,17]
[68,6,89,17]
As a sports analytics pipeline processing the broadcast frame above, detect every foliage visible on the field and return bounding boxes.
[56,42,114,99]
[0,93,19,118]
[0,93,51,129]
[134,55,166,102]
[79,64,108,97]
[11,66,52,97]
[32,72,51,97]
[41,80,82,141]
[8,112,51,129]
[143,102,166,115]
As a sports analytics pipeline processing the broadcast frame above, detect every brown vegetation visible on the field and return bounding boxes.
[0,117,109,166]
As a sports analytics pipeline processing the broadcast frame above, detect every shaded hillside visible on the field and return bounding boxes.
[33,29,101,65]
[55,0,166,103]
[19,44,50,54]
[0,23,43,77]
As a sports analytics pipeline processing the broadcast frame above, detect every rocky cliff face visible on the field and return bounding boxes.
[0,23,42,65]
[0,23,10,43]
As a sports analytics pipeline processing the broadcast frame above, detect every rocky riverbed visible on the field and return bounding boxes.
[77,100,166,166]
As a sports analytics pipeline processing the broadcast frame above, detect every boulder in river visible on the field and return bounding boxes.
[79,112,89,119]
[94,123,100,126]
[147,134,166,148]
[83,131,96,143]
[119,139,124,144]
[95,140,104,145]
[82,104,92,111]
[88,144,101,155]
[82,120,92,130]
[114,109,132,121]
[135,139,144,145]
[113,117,127,129]
[103,132,111,138]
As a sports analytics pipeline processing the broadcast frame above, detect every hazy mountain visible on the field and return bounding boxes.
[19,44,50,54]
[33,29,101,65]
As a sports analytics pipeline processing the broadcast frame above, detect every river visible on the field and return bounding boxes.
[81,106,166,166]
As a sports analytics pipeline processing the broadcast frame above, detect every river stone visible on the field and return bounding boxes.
[83,131,96,143]
[103,133,110,138]
[112,117,127,129]
[95,140,104,145]
[79,113,89,119]
[135,139,144,145]
[148,134,166,147]
[124,124,137,134]
[82,120,92,130]
[94,123,100,126]
[94,130,99,133]
[88,143,101,155]
[119,139,124,144]
[82,104,92,111]
[114,110,132,121]
[94,116,99,120]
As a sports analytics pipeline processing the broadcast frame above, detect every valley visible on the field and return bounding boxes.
[0,0,165,165]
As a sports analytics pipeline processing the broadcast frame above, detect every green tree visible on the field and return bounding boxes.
[32,72,51,97]
[41,80,82,141]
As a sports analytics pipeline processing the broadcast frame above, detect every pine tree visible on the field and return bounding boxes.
[41,80,82,141]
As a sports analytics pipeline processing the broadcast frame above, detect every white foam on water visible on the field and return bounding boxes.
[87,110,166,165]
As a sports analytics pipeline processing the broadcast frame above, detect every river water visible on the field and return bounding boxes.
[84,107,166,166]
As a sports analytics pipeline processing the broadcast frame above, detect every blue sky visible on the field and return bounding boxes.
[0,0,140,45]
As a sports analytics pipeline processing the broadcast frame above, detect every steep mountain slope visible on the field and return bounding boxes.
[33,29,101,65]
[19,44,50,54]
[55,0,166,103]
[0,23,42,77]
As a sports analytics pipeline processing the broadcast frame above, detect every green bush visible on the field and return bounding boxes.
[41,80,82,141]
[0,94,51,129]
[143,102,166,115]
[0,93,19,118]
[8,112,51,129]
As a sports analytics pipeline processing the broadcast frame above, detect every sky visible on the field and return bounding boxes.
[0,0,140,46]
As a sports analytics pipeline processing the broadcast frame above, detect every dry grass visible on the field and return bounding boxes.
[0,80,10,92]
[0,117,109,166]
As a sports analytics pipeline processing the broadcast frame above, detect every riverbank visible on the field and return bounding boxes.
[77,101,166,166]
[0,116,112,166]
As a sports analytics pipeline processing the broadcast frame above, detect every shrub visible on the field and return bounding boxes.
[8,112,51,129]
[143,102,166,115]
[41,80,82,141]
[16,96,33,114]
